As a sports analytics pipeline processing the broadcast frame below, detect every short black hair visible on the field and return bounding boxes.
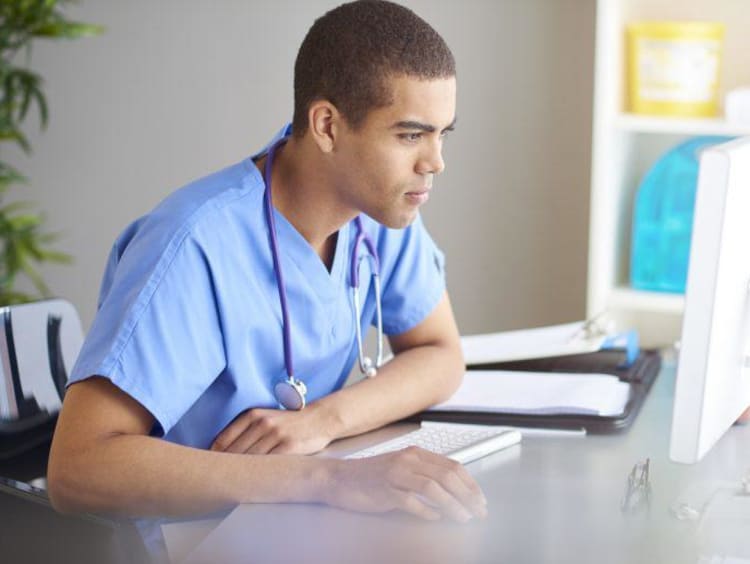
[292,0,455,137]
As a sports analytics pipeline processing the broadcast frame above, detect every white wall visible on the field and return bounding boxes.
[9,0,595,333]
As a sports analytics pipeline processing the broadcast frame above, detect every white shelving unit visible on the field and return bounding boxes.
[588,0,750,347]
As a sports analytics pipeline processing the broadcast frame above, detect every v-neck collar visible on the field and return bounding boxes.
[248,124,350,302]
[268,195,350,303]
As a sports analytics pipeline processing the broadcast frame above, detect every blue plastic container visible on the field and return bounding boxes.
[630,136,733,294]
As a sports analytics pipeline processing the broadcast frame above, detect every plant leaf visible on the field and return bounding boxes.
[18,255,50,296]
[0,0,101,304]
[33,21,103,39]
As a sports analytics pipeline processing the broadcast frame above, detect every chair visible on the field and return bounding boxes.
[0,475,150,564]
[0,300,152,562]
[0,299,83,480]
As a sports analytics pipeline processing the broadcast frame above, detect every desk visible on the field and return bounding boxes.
[165,359,750,564]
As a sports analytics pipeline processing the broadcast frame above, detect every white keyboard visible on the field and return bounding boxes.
[346,422,521,465]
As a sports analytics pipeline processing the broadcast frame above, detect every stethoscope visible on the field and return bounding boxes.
[263,138,384,410]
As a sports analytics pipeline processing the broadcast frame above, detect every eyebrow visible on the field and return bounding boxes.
[392,117,457,133]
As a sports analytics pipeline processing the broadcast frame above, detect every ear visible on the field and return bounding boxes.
[307,100,343,154]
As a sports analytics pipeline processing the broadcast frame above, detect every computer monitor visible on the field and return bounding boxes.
[670,136,750,464]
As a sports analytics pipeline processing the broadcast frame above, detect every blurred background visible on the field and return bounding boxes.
[5,0,595,332]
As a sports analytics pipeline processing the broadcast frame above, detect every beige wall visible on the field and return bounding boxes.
[9,0,595,334]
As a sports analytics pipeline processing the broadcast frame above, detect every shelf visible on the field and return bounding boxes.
[588,0,750,346]
[607,287,685,314]
[615,114,750,136]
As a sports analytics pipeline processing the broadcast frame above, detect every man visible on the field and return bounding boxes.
[48,0,486,536]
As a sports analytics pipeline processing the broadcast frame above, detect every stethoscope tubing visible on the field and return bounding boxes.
[263,139,296,378]
[263,137,383,409]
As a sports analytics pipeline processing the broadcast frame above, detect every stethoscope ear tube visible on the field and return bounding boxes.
[352,269,383,378]
[373,273,384,372]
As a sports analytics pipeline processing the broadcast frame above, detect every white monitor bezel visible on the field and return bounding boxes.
[670,136,750,464]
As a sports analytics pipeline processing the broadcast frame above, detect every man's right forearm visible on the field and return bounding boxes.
[47,433,334,518]
[47,378,488,523]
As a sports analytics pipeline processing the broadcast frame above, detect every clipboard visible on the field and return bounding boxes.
[460,320,609,365]
[460,314,640,368]
[417,349,662,434]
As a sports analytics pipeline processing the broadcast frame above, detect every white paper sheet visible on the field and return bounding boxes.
[461,322,607,365]
[432,370,631,417]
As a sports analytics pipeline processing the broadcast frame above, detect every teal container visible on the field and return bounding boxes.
[630,136,733,294]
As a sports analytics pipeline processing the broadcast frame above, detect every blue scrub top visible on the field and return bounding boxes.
[69,125,447,449]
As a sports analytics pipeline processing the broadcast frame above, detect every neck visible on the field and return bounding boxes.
[264,136,356,259]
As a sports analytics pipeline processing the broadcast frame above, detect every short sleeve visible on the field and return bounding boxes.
[377,214,446,335]
[69,233,227,436]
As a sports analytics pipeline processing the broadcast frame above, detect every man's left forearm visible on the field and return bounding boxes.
[312,339,464,442]
[312,293,464,441]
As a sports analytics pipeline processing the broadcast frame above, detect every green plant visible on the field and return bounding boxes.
[0,0,101,304]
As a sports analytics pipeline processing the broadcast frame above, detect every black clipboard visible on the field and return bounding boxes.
[417,349,662,434]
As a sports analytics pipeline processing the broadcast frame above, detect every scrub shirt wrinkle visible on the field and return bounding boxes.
[69,125,447,452]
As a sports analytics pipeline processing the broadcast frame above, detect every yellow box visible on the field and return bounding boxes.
[627,21,724,117]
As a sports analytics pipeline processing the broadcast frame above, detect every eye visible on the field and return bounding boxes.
[398,132,422,143]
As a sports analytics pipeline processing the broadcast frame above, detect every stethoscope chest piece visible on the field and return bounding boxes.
[274,377,307,411]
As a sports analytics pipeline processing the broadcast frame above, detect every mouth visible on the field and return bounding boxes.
[405,189,431,206]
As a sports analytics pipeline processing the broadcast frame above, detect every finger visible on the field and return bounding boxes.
[415,448,486,500]
[220,414,276,453]
[420,464,487,520]
[245,432,283,455]
[211,410,258,451]
[395,492,441,521]
[222,424,271,454]
[218,412,283,453]
[267,440,297,454]
[396,472,473,522]
[409,450,487,519]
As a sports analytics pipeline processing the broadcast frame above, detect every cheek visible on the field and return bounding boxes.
[356,152,394,193]
[335,146,373,195]
[376,148,414,188]
[347,143,414,199]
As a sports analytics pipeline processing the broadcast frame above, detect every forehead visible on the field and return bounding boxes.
[369,75,456,128]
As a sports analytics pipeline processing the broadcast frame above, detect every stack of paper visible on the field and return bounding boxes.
[461,321,607,365]
[432,370,631,417]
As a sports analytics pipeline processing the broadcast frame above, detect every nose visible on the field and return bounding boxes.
[416,138,445,176]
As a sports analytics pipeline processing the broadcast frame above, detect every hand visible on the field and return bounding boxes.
[210,406,335,455]
[323,447,488,523]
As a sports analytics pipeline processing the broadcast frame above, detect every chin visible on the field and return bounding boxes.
[374,210,418,230]
[364,201,420,229]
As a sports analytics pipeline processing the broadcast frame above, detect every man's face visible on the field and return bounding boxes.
[331,74,457,229]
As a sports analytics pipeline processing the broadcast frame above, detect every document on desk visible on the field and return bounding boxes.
[461,321,606,365]
[431,370,630,417]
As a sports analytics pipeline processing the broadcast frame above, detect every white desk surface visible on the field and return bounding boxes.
[164,360,750,564]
